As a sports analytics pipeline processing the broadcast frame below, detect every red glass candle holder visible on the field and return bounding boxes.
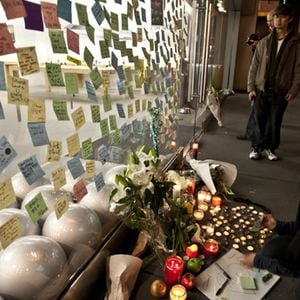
[185,244,199,258]
[186,178,195,195]
[212,195,222,207]
[203,239,219,255]
[164,256,184,286]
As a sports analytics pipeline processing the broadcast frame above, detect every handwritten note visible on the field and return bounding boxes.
[51,166,66,191]
[84,46,94,70]
[0,216,21,249]
[57,0,72,23]
[99,40,110,59]
[65,72,78,95]
[25,192,48,223]
[18,155,45,185]
[0,179,16,209]
[0,24,16,55]
[67,157,84,179]
[116,103,126,118]
[54,194,69,219]
[73,179,87,202]
[110,12,119,31]
[100,118,109,137]
[111,130,121,145]
[84,160,95,179]
[53,100,69,120]
[86,24,95,44]
[97,145,109,164]
[81,138,93,159]
[90,67,102,90]
[7,76,29,105]
[46,141,61,162]
[109,115,117,131]
[94,172,105,192]
[90,105,101,123]
[46,63,65,86]
[127,103,134,119]
[109,146,124,163]
[92,2,105,26]
[28,99,45,123]
[102,94,112,112]
[41,2,60,28]
[16,46,39,76]
[0,0,27,20]
[66,28,79,54]
[71,106,85,130]
[0,136,17,173]
[86,81,97,101]
[75,2,88,26]
[23,1,44,31]
[66,133,80,156]
[49,29,68,54]
[28,123,50,146]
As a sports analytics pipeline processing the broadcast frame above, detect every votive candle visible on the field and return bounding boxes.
[191,143,199,159]
[169,284,187,300]
[193,209,204,221]
[203,239,219,255]
[212,195,222,207]
[164,256,184,286]
[186,178,195,195]
[206,223,215,236]
[173,184,181,199]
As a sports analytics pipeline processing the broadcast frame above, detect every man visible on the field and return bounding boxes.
[247,4,300,160]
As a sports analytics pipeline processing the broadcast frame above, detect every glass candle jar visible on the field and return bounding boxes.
[169,284,187,300]
[164,256,184,286]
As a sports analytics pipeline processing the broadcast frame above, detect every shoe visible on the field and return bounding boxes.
[236,134,248,140]
[265,149,278,161]
[249,149,261,160]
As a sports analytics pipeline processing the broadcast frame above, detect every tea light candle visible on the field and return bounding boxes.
[212,195,222,207]
[173,184,181,199]
[193,209,204,221]
[247,246,254,251]
[216,232,222,237]
[203,239,219,255]
[198,201,208,212]
[164,256,184,286]
[169,284,187,300]
[191,143,199,159]
[206,223,215,236]
[232,243,239,249]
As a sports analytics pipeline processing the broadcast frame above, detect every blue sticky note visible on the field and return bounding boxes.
[109,146,124,163]
[117,66,125,81]
[0,102,4,119]
[116,103,126,118]
[0,136,17,173]
[85,80,97,101]
[97,145,109,164]
[92,2,105,26]
[117,80,126,95]
[120,123,130,141]
[0,62,6,91]
[141,8,146,22]
[18,155,45,185]
[67,157,85,179]
[27,123,50,147]
[132,119,141,133]
[94,172,105,192]
[57,0,72,23]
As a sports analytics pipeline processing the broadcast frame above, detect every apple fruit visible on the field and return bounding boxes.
[150,279,167,298]
[185,244,199,258]
[186,257,203,274]
[181,272,195,289]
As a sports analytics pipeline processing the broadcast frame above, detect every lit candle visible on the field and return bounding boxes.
[164,256,184,286]
[193,209,204,221]
[197,190,207,202]
[191,143,199,159]
[171,141,177,148]
[186,178,195,195]
[173,184,181,199]
[204,192,212,202]
[203,239,219,255]
[212,195,222,207]
[169,284,187,300]
[198,201,208,212]
[185,244,199,258]
[206,223,215,236]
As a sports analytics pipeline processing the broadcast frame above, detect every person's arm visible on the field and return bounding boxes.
[287,42,300,100]
[247,41,262,96]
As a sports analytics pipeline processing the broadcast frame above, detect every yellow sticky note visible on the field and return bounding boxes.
[84,160,95,179]
[0,179,16,209]
[46,141,62,162]
[128,103,134,119]
[67,133,80,156]
[54,194,69,220]
[7,75,29,105]
[0,216,22,249]
[51,167,66,192]
[71,106,86,130]
[17,46,40,76]
[28,99,45,123]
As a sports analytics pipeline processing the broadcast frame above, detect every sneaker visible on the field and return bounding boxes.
[265,149,278,161]
[249,149,261,160]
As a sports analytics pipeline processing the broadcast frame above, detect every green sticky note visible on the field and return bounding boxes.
[142,99,147,111]
[99,40,110,58]
[240,277,257,290]
[103,29,112,47]
[135,74,141,88]
[109,115,117,130]
[119,41,127,57]
[112,32,120,50]
[48,30,67,54]
[127,86,134,99]
[127,2,133,20]
[132,32,137,47]
[110,12,119,31]
[134,10,141,25]
[90,67,102,90]
[122,13,128,30]
[84,46,94,70]
[46,63,65,87]
[65,73,78,95]
[91,105,101,123]
[111,130,121,145]
[135,99,140,112]
[53,100,69,120]
[86,24,95,44]
[81,138,93,159]
[100,118,109,136]
[127,103,134,118]
[137,28,143,42]
[25,193,48,224]
[76,3,89,26]
[125,67,133,82]
[102,94,112,112]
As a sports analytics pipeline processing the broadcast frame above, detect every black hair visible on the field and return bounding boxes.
[273,4,293,18]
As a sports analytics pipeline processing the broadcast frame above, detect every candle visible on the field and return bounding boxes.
[164,256,184,286]
[212,195,222,207]
[169,284,187,300]
[173,184,181,199]
[197,190,207,202]
[191,143,199,159]
[206,223,215,236]
[203,239,219,255]
[185,244,199,258]
[193,209,204,221]
[204,192,212,202]
[198,201,208,212]
[181,272,195,289]
[171,141,177,148]
[186,178,195,195]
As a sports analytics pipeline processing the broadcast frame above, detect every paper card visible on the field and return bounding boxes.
[92,2,105,26]
[46,63,64,86]
[144,83,149,94]
[121,13,128,30]
[86,24,95,44]
[124,67,133,82]
[0,179,16,209]
[75,3,88,26]
[109,146,124,163]
[0,136,17,173]
[0,0,27,20]
[107,115,117,132]
[7,76,29,105]
[117,80,126,95]
[53,100,69,120]
[51,166,66,191]
[0,216,22,249]
[54,194,69,219]
[102,70,110,87]
[16,46,39,76]
[64,72,78,95]
[110,12,119,31]
[46,141,62,162]
[0,62,6,91]
[67,157,85,179]
[120,123,130,141]
[99,40,110,59]
[103,29,112,47]
[84,160,95,179]
[94,172,105,192]
[57,0,72,22]
[111,130,121,145]
[100,118,109,137]
[28,99,45,123]
[66,28,80,54]
[25,192,48,223]
[119,41,127,57]
[127,48,134,62]
[116,103,126,118]
[137,28,143,42]
[67,56,82,65]
[127,103,134,119]
[71,106,86,130]
[141,99,147,112]
[134,10,141,25]
[132,32,137,47]
[132,119,141,133]
[111,51,119,71]
[66,133,80,156]
[127,86,134,100]
[0,102,4,119]
[81,138,93,159]
[134,99,141,113]
[73,179,87,202]
[27,123,50,147]
[112,32,120,50]
[97,145,109,164]
[102,94,112,112]
[41,2,60,29]
[117,66,125,82]
[84,46,94,70]
[23,1,44,31]
[132,0,139,9]
[86,81,97,101]
[127,2,133,19]
[141,7,146,22]
[91,105,101,123]
[18,155,45,185]
[90,67,102,90]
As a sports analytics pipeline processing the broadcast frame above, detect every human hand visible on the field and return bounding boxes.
[241,253,256,268]
[285,93,295,101]
[261,214,277,230]
[248,91,256,101]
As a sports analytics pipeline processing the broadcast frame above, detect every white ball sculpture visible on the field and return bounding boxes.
[42,203,102,255]
[21,185,73,225]
[103,164,127,185]
[0,235,67,300]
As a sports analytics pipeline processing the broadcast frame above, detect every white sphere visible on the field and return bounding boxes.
[104,165,127,185]
[0,235,67,299]
[42,203,102,255]
[21,185,73,225]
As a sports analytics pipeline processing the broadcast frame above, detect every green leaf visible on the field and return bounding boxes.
[115,174,129,187]
[109,188,118,201]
